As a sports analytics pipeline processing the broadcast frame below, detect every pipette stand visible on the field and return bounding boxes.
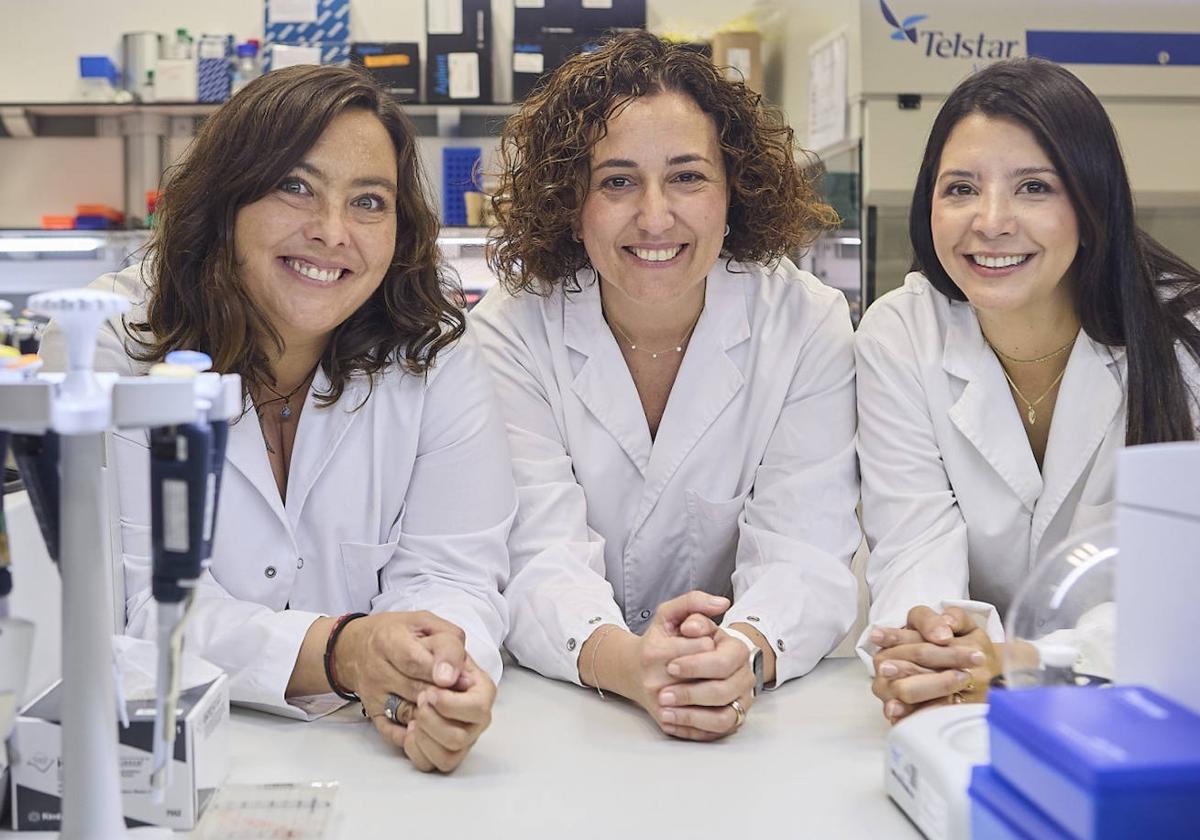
[0,289,239,840]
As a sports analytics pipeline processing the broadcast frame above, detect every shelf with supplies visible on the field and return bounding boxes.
[0,102,519,139]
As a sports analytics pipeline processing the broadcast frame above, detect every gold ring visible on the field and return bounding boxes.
[960,670,977,695]
[730,698,747,728]
[950,692,965,704]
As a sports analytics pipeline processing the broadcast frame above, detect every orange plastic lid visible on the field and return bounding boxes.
[40,215,75,229]
[75,204,124,221]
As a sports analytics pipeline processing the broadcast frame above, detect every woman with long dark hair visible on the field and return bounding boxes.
[39,65,515,772]
[857,57,1200,721]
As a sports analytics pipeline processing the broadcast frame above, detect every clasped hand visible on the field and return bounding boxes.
[632,591,757,742]
[870,606,999,724]
[337,611,495,772]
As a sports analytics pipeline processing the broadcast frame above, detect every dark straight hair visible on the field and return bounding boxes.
[909,57,1200,445]
[131,64,465,407]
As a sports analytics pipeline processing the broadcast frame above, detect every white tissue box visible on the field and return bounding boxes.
[7,673,228,831]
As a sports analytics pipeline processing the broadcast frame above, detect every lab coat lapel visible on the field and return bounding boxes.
[564,281,653,474]
[224,400,290,533]
[1033,337,1123,551]
[285,366,363,530]
[944,303,1043,510]
[636,272,749,528]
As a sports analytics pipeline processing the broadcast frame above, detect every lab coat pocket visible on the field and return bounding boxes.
[685,489,750,595]
[339,541,397,614]
[1069,500,1117,535]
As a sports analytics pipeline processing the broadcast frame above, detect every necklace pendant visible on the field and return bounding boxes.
[650,353,658,359]
[1027,406,1036,425]
[281,404,292,419]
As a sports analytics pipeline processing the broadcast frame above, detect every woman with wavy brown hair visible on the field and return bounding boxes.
[473,31,860,741]
[39,65,515,773]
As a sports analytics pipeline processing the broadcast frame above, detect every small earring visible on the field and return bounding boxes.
[572,232,582,243]
[724,224,731,237]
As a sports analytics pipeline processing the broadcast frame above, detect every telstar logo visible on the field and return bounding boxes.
[880,0,927,44]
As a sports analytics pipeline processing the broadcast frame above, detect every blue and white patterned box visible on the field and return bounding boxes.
[197,34,233,102]
[264,0,350,45]
[264,42,351,73]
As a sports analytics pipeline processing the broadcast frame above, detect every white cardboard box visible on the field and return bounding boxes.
[154,57,199,102]
[8,673,228,831]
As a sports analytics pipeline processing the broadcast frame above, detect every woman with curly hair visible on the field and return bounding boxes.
[473,31,860,741]
[39,65,515,772]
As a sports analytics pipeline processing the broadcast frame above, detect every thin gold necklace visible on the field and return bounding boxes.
[995,360,1068,426]
[990,336,1075,365]
[605,308,703,360]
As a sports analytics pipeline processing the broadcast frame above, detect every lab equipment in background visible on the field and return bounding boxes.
[0,288,238,837]
[197,34,234,103]
[976,685,1200,839]
[350,42,418,100]
[78,56,121,103]
[1116,441,1200,715]
[167,28,195,60]
[122,31,162,102]
[426,0,491,103]
[442,147,482,226]
[193,782,339,840]
[230,41,263,95]
[263,0,350,75]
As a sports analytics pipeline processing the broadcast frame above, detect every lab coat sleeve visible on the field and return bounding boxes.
[721,294,861,685]
[853,326,1003,674]
[472,300,628,686]
[371,330,517,686]
[38,307,337,721]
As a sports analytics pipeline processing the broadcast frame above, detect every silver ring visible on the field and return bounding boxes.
[730,698,747,729]
[384,692,404,724]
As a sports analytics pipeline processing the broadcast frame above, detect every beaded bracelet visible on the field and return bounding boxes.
[324,612,368,701]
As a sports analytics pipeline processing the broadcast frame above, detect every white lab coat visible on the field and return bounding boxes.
[38,263,517,718]
[854,272,1200,667]
[472,259,861,686]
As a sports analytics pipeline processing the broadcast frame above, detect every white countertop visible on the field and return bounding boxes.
[202,658,918,839]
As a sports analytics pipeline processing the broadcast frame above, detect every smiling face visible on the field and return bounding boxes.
[931,113,1080,320]
[577,90,728,308]
[233,108,398,351]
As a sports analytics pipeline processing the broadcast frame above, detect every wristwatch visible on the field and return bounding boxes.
[724,627,764,698]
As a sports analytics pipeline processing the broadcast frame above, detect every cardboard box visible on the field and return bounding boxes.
[711,31,762,94]
[197,34,233,103]
[265,0,349,45]
[351,42,420,99]
[265,42,351,72]
[513,0,645,37]
[8,674,229,831]
[154,57,198,103]
[426,0,492,103]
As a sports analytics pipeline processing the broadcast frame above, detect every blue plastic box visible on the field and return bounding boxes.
[264,0,349,44]
[988,685,1200,839]
[969,766,1071,839]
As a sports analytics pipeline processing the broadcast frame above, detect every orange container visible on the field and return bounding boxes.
[74,204,125,223]
[40,215,75,230]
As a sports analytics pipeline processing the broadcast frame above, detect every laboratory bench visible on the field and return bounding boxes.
[168,658,917,838]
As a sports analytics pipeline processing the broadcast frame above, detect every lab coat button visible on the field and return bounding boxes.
[775,639,786,652]
[567,637,577,651]
[746,615,760,622]
[588,616,602,624]
[264,565,277,579]
[296,557,304,569]
[640,609,651,620]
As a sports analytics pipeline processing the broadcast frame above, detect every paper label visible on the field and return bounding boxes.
[725,47,753,83]
[515,0,545,6]
[513,52,545,74]
[268,0,317,24]
[582,0,613,7]
[271,44,323,69]
[428,0,464,35]
[163,479,190,553]
[364,53,412,68]
[448,52,480,99]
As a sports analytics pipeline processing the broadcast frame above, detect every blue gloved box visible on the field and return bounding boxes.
[987,685,1200,839]
[969,766,1071,839]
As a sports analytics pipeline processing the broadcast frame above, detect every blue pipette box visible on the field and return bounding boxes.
[969,765,1071,839]
[987,685,1200,839]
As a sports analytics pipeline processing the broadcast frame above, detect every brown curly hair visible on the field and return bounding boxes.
[130,64,464,407]
[489,30,839,294]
